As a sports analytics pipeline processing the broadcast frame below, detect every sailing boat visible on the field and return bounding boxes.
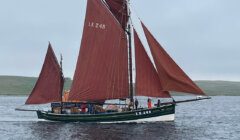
[19,0,210,123]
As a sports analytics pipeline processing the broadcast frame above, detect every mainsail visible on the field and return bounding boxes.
[141,22,205,95]
[69,0,129,101]
[134,29,170,98]
[25,43,64,104]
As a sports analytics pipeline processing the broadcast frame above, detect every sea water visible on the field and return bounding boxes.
[0,96,239,140]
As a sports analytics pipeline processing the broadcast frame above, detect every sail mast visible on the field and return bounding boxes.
[60,54,64,113]
[127,0,134,100]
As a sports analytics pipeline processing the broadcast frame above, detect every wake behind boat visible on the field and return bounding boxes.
[16,0,210,123]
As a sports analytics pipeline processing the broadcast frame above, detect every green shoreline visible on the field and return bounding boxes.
[0,76,239,96]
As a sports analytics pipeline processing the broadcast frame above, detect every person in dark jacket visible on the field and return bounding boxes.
[156,99,161,107]
[135,98,139,110]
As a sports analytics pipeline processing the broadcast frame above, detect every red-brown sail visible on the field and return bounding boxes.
[134,29,170,98]
[69,0,129,101]
[142,23,205,95]
[105,0,128,29]
[25,43,64,104]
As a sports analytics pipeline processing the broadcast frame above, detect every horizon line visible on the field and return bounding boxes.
[1,74,240,82]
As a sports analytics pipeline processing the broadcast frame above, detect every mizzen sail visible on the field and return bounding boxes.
[25,43,64,104]
[134,29,170,98]
[141,22,205,95]
[69,0,129,101]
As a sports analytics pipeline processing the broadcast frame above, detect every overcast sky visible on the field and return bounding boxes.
[0,0,239,81]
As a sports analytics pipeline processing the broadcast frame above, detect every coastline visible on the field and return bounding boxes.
[0,76,240,96]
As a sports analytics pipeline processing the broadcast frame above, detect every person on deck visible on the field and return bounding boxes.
[87,104,93,114]
[147,98,152,109]
[128,98,134,110]
[135,98,139,110]
[81,103,87,113]
[126,99,134,111]
[156,99,161,107]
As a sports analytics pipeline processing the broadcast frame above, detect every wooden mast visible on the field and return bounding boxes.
[127,0,134,101]
[60,54,64,114]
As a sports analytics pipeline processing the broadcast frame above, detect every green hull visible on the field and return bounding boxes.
[37,104,175,123]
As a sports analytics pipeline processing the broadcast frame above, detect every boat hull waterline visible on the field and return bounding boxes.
[37,104,175,123]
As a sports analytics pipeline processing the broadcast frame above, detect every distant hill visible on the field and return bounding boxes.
[0,76,239,96]
[195,80,240,96]
[0,76,71,95]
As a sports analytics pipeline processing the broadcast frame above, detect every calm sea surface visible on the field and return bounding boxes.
[0,96,239,140]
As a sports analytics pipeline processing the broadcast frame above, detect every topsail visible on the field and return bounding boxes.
[105,0,129,29]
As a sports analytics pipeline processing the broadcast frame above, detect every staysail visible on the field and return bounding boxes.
[134,29,170,98]
[141,22,205,95]
[25,43,64,104]
[69,0,129,101]
[105,0,129,29]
